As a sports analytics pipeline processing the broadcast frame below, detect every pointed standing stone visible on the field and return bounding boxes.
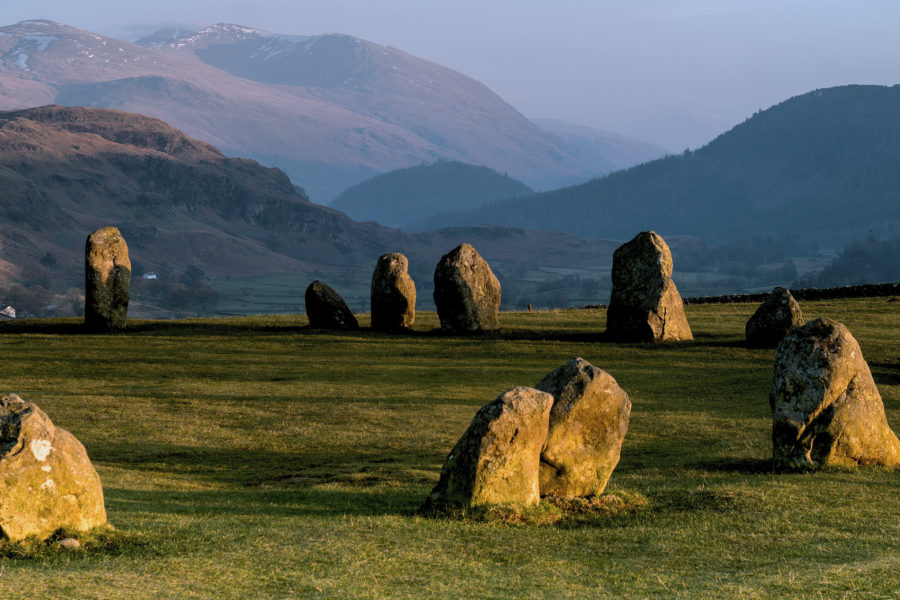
[84,226,131,330]
[746,287,804,348]
[770,318,900,469]
[305,280,359,330]
[606,231,692,342]
[371,253,416,331]
[433,243,501,333]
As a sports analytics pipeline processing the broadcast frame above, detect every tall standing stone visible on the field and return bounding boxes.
[770,318,900,469]
[305,280,359,330]
[535,358,631,498]
[606,231,692,342]
[433,243,501,333]
[425,387,553,509]
[746,287,804,348]
[0,394,107,542]
[84,226,131,330]
[371,253,416,331]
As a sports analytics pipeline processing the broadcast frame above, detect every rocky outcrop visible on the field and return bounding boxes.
[304,280,359,330]
[371,253,416,331]
[425,387,553,508]
[606,231,692,342]
[770,318,900,469]
[433,243,501,333]
[0,394,107,542]
[746,287,804,348]
[535,358,631,498]
[84,226,131,330]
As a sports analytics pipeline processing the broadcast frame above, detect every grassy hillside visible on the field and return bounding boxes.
[0,299,898,598]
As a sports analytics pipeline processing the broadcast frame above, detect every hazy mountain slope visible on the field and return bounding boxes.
[0,20,609,203]
[426,85,900,244]
[531,118,668,173]
[0,105,618,300]
[330,161,533,229]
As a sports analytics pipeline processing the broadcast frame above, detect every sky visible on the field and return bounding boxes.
[6,1,900,150]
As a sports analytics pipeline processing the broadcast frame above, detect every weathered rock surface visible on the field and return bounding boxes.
[371,253,416,331]
[84,226,131,330]
[770,318,900,469]
[433,243,501,333]
[305,280,359,330]
[426,387,553,508]
[606,231,692,342]
[535,358,631,498]
[0,394,107,542]
[746,287,804,348]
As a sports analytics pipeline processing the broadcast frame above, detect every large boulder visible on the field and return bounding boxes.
[770,318,900,469]
[0,394,107,542]
[371,253,416,331]
[84,226,131,330]
[535,358,631,498]
[433,243,501,333]
[426,387,553,508]
[304,280,359,330]
[746,287,804,348]
[606,231,692,342]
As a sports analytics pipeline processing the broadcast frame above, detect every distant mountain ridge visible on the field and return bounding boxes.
[421,85,900,244]
[0,20,658,201]
[330,161,533,229]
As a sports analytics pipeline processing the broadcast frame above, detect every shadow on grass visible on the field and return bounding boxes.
[870,362,900,387]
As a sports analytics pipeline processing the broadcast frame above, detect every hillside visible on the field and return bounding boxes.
[421,85,900,245]
[330,161,533,229]
[0,105,622,315]
[0,19,632,201]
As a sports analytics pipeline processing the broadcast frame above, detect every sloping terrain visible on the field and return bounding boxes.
[0,19,647,201]
[330,161,533,229]
[422,85,900,245]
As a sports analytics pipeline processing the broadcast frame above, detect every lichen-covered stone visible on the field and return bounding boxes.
[433,243,501,333]
[606,231,692,342]
[371,253,416,331]
[770,318,900,469]
[425,387,553,508]
[0,394,107,542]
[305,280,359,330]
[535,358,631,498]
[746,287,803,348]
[84,226,131,330]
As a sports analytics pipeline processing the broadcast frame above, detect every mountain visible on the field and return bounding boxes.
[419,85,900,245]
[330,161,533,229]
[531,118,668,173]
[0,105,619,314]
[0,20,611,201]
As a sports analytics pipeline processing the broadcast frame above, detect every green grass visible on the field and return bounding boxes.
[0,298,897,598]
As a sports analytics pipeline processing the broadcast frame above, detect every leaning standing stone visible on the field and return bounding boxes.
[433,243,501,333]
[425,387,553,509]
[770,318,900,469]
[0,393,107,542]
[535,358,631,498]
[305,280,359,330]
[84,226,131,330]
[746,287,803,348]
[606,231,692,342]
[371,253,416,331]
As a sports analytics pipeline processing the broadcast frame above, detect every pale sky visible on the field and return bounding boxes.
[6,1,900,150]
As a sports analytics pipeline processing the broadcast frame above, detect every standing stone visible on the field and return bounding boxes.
[535,358,632,498]
[770,318,900,469]
[746,287,804,348]
[0,394,107,542]
[433,243,501,333]
[84,226,131,330]
[606,231,692,342]
[371,253,416,331]
[305,280,359,330]
[425,387,553,509]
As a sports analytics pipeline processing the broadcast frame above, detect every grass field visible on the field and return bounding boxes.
[0,298,897,598]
